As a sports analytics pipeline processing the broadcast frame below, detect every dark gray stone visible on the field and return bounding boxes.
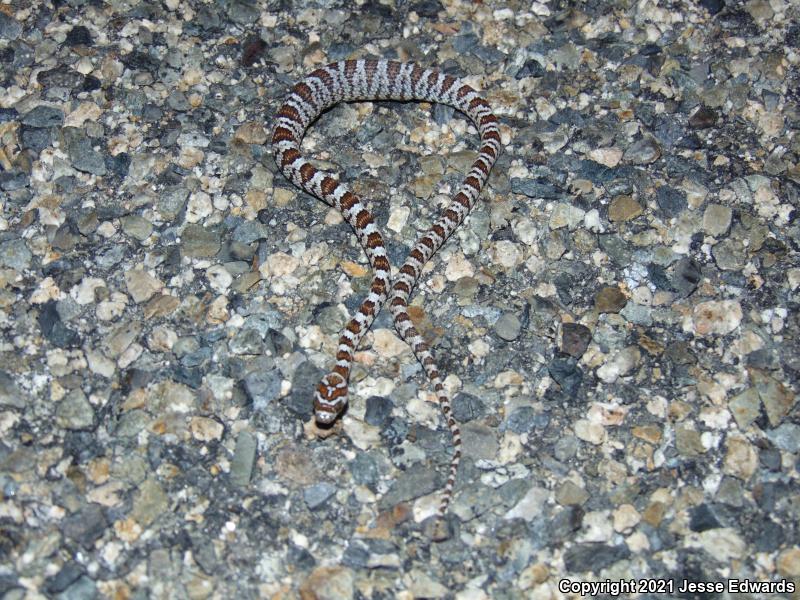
[380,462,442,508]
[452,392,486,422]
[0,371,27,409]
[0,12,22,40]
[229,328,264,355]
[548,358,583,396]
[0,170,28,192]
[364,395,393,426]
[243,368,282,412]
[303,482,336,510]
[38,301,81,349]
[655,186,687,218]
[689,504,722,532]
[21,105,64,127]
[511,178,561,199]
[0,239,32,270]
[62,504,107,549]
[563,543,630,573]
[64,129,107,176]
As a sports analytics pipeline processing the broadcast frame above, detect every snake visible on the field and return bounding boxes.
[271,59,501,523]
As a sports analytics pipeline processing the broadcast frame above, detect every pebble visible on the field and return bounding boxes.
[304,482,337,510]
[120,215,154,241]
[181,224,221,257]
[623,136,661,164]
[728,387,760,429]
[21,105,64,127]
[689,300,743,336]
[548,358,583,396]
[766,423,800,453]
[0,371,28,409]
[364,395,393,426]
[594,286,627,313]
[563,543,630,573]
[504,486,549,522]
[555,481,589,506]
[608,195,643,222]
[55,389,94,430]
[549,203,585,229]
[452,392,486,422]
[703,204,732,236]
[299,566,354,600]
[560,323,591,358]
[494,312,522,341]
[688,106,717,129]
[124,270,162,304]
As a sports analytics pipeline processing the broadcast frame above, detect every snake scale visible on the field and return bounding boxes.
[271,59,500,523]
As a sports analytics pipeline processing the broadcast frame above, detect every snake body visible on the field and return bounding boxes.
[272,59,500,520]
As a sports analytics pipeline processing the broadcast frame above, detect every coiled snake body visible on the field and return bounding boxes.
[272,59,500,522]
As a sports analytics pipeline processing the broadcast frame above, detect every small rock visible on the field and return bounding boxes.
[595,286,627,313]
[0,371,28,409]
[63,504,108,549]
[452,392,486,422]
[702,204,732,236]
[596,346,640,384]
[299,566,354,600]
[766,423,800,453]
[130,478,168,528]
[675,426,705,456]
[672,258,702,297]
[511,178,561,199]
[120,215,153,241]
[0,12,23,40]
[608,195,643,222]
[56,389,95,430]
[655,186,687,218]
[504,486,549,521]
[563,543,630,573]
[728,387,760,429]
[689,504,722,532]
[723,434,758,480]
[189,416,223,442]
[21,105,64,128]
[182,224,221,258]
[364,395,393,426]
[124,270,162,304]
[380,463,441,508]
[549,203,585,230]
[494,312,522,341]
[751,370,795,427]
[304,482,336,510]
[623,135,661,164]
[461,422,499,460]
[243,368,282,411]
[690,300,742,336]
[587,147,623,168]
[0,239,32,271]
[689,528,747,563]
[560,323,592,358]
[229,328,263,355]
[349,451,379,488]
[688,106,717,129]
[65,25,93,46]
[555,481,589,506]
[548,357,583,395]
[64,129,107,176]
[776,547,800,577]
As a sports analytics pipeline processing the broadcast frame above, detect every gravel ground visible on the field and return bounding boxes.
[1,0,799,598]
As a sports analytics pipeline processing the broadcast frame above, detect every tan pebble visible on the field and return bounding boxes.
[190,417,224,442]
[777,547,800,577]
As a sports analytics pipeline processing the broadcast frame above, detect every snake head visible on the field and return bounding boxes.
[314,372,348,425]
